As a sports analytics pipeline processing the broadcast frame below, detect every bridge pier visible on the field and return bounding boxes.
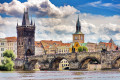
[101,51,112,69]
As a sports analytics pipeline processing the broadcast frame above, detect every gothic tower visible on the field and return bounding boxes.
[73,16,84,43]
[17,9,35,59]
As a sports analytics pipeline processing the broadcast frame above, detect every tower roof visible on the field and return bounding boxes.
[76,16,81,28]
[74,15,83,34]
[109,38,115,45]
[22,8,30,26]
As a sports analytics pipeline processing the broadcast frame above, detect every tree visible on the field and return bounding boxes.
[78,46,88,52]
[0,50,15,71]
[0,57,14,71]
[83,46,88,52]
[3,50,15,60]
[78,46,83,52]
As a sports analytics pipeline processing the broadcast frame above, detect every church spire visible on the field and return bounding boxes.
[76,15,81,33]
[22,8,30,26]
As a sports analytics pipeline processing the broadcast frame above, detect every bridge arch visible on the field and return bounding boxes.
[79,56,101,69]
[112,56,120,69]
[49,57,70,70]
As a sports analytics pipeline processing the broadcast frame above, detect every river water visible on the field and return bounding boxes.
[0,70,120,80]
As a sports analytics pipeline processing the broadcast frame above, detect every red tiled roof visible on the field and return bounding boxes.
[5,37,17,42]
[40,40,71,49]
[35,41,42,47]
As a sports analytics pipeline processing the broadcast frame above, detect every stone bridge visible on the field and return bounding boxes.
[24,51,120,70]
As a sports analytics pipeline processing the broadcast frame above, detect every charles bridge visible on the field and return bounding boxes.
[21,51,120,70]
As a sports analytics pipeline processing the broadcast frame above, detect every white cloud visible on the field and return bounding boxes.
[0,0,78,18]
[0,0,120,45]
[87,0,120,9]
[0,32,6,38]
[88,1,101,7]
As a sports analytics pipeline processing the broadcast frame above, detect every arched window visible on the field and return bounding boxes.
[19,42,20,45]
[81,36,83,40]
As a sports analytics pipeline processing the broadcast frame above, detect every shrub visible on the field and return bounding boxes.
[78,46,83,52]
[78,46,88,52]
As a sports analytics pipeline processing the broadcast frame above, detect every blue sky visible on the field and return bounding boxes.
[0,0,120,17]
[0,0,120,45]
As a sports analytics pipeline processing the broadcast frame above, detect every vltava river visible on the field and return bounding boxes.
[0,70,120,80]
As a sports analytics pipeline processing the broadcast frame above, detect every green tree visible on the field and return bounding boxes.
[78,46,83,52]
[3,50,15,60]
[78,46,88,52]
[0,50,15,71]
[0,57,14,71]
[83,46,88,52]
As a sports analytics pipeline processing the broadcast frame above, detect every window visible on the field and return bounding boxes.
[1,48,4,51]
[1,53,2,57]
[19,42,20,45]
[81,36,83,40]
[1,42,4,45]
[62,64,64,67]
[75,36,78,40]
[76,44,78,47]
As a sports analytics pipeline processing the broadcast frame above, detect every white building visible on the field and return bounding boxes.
[35,41,45,55]
[0,38,7,65]
[5,37,17,58]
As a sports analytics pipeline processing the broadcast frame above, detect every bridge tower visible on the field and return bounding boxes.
[73,15,84,43]
[16,8,35,59]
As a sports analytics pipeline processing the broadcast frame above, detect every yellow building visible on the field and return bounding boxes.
[69,42,81,53]
[59,59,70,70]
[73,16,84,43]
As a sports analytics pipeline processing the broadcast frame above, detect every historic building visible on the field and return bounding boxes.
[73,16,84,43]
[59,59,70,70]
[86,42,97,52]
[57,43,70,54]
[35,41,45,55]
[69,42,81,53]
[5,37,17,57]
[0,38,7,65]
[17,9,35,59]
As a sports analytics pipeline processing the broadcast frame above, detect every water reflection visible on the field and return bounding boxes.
[0,70,120,80]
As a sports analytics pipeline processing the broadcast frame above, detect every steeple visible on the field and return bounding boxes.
[17,19,18,26]
[76,15,81,33]
[34,21,35,26]
[22,8,30,26]
[109,38,115,45]
[31,16,33,25]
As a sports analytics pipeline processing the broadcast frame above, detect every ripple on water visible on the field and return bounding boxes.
[0,70,120,80]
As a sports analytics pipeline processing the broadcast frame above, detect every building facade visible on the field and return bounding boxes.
[35,41,45,55]
[57,43,70,54]
[59,59,70,70]
[17,9,35,59]
[73,16,84,43]
[5,37,17,57]
[0,38,7,65]
[69,42,81,53]
[86,42,97,52]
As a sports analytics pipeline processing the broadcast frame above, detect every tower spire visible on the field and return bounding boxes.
[34,21,35,26]
[76,15,81,33]
[17,19,18,26]
[31,15,33,25]
[22,8,30,26]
